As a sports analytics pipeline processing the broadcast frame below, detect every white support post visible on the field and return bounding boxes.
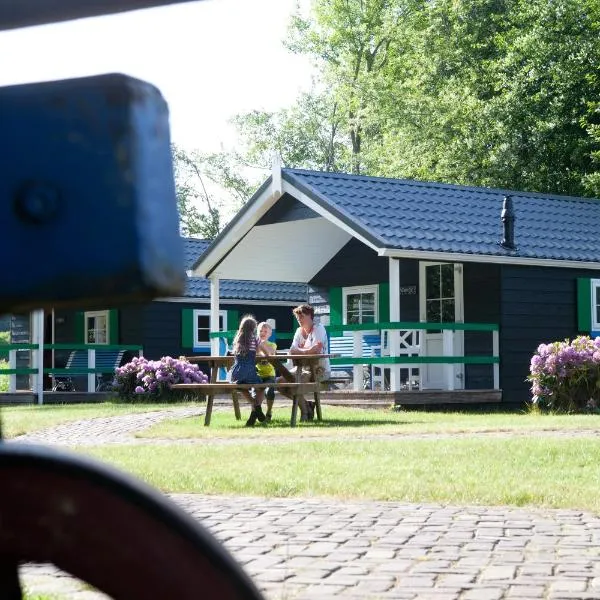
[8,349,16,393]
[352,330,362,391]
[87,348,96,392]
[31,309,45,404]
[389,258,401,391]
[443,329,455,391]
[210,276,221,356]
[492,329,500,390]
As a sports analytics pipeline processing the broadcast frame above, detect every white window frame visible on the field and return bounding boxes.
[342,285,379,326]
[84,310,110,345]
[193,309,227,350]
[592,279,600,331]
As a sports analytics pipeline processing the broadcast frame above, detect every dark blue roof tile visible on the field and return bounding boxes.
[182,237,210,270]
[283,169,600,262]
[185,278,307,302]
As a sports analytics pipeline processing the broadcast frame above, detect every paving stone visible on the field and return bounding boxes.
[16,409,600,600]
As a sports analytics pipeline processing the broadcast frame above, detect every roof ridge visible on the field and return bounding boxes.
[283,168,600,204]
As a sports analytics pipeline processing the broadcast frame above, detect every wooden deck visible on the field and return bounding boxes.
[321,389,502,407]
[0,389,502,408]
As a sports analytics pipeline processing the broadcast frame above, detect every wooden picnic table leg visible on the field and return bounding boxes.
[289,361,302,427]
[204,360,217,426]
[231,390,241,420]
[310,363,323,422]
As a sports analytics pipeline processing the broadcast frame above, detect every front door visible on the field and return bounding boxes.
[419,262,464,389]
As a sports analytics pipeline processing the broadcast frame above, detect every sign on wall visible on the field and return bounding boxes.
[308,286,330,326]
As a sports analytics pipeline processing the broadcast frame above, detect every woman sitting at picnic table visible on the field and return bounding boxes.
[276,304,331,422]
[230,315,273,427]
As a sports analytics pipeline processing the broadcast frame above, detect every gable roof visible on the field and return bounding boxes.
[182,237,211,271]
[283,169,600,263]
[192,168,600,280]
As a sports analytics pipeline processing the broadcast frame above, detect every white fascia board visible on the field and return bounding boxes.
[281,180,381,253]
[379,247,600,270]
[192,182,279,277]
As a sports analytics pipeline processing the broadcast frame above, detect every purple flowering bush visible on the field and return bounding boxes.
[528,336,600,413]
[113,355,208,402]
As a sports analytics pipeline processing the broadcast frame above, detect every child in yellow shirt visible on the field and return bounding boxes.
[256,321,277,422]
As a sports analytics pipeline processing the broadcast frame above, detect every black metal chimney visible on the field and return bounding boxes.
[500,195,516,250]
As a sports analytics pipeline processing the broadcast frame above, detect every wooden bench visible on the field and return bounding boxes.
[172,382,323,427]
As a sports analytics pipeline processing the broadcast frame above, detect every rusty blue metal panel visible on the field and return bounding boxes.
[0,0,201,30]
[0,73,185,314]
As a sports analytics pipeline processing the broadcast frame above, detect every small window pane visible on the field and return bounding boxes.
[441,299,455,323]
[426,299,441,323]
[441,264,454,298]
[426,266,441,300]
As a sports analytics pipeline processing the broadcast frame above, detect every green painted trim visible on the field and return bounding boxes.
[577,278,592,333]
[331,355,500,365]
[109,309,119,344]
[0,368,37,375]
[0,344,38,350]
[226,310,239,333]
[328,321,498,333]
[75,311,85,343]
[209,330,295,341]
[329,287,343,326]
[43,367,116,374]
[378,282,390,323]
[181,308,194,348]
[43,344,142,350]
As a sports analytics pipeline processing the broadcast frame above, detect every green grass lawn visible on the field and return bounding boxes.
[80,435,600,511]
[137,404,600,439]
[6,403,600,511]
[0,402,202,438]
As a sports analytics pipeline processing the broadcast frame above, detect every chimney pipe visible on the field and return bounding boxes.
[500,195,516,250]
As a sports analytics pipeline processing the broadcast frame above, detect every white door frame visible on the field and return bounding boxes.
[419,262,464,389]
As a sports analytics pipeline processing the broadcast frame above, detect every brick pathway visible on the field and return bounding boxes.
[14,408,600,599]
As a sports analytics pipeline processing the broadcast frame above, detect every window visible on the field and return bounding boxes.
[193,309,227,349]
[593,280,600,331]
[342,286,378,325]
[85,310,109,344]
[425,263,456,324]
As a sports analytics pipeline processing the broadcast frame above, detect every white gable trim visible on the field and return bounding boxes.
[193,181,281,277]
[379,248,600,270]
[193,177,383,278]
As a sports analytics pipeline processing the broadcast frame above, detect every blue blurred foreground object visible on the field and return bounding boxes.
[0,0,200,30]
[0,73,186,314]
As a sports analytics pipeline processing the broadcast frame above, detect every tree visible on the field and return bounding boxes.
[172,145,257,240]
[232,91,349,172]
[376,0,600,196]
[286,0,419,174]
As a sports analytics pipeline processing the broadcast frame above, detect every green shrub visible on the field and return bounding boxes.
[0,359,9,393]
[113,355,208,402]
[528,335,600,413]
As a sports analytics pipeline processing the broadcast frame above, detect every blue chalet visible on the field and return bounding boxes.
[192,163,600,405]
[35,237,307,390]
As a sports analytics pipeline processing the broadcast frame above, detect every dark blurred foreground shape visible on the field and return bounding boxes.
[0,1,265,598]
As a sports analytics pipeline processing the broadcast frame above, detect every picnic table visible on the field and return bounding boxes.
[177,354,335,427]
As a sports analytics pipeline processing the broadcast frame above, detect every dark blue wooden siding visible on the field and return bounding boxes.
[310,238,389,286]
[140,301,298,361]
[257,193,319,225]
[463,262,500,391]
[500,265,600,403]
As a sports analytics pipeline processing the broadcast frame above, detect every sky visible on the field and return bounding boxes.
[0,0,315,153]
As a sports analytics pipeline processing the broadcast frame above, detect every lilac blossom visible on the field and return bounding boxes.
[113,355,208,400]
[528,336,600,411]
